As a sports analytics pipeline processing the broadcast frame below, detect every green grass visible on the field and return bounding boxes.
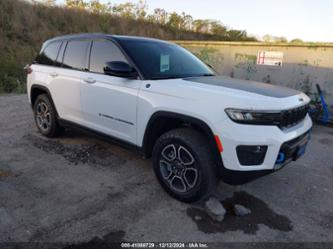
[0,0,255,93]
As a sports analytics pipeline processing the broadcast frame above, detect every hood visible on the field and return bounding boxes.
[184,75,301,98]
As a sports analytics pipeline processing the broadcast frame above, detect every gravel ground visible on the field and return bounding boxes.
[0,94,333,247]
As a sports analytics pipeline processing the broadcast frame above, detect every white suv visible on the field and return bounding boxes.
[27,33,312,202]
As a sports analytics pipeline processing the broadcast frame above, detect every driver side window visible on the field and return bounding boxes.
[89,39,128,74]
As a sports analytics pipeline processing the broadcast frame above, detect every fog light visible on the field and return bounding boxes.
[236,145,268,166]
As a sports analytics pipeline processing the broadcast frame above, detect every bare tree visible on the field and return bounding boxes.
[152,8,168,25]
[135,0,147,20]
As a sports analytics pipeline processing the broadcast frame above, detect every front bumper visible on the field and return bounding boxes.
[274,129,310,170]
[216,114,313,171]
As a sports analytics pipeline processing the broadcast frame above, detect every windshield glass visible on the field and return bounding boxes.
[117,39,215,80]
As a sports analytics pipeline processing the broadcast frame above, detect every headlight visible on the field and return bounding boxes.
[225,109,255,121]
[225,104,309,128]
[225,108,281,125]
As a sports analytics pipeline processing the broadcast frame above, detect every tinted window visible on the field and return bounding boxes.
[55,42,66,67]
[36,41,61,66]
[63,40,90,70]
[89,40,128,73]
[117,39,214,79]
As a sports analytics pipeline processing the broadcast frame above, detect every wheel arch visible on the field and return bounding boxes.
[142,111,223,168]
[30,84,59,117]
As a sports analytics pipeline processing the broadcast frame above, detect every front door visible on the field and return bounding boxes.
[80,39,141,144]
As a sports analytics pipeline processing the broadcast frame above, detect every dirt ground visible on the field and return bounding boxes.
[0,95,333,247]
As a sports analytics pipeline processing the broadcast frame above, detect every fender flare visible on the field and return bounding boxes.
[30,84,59,117]
[141,111,223,167]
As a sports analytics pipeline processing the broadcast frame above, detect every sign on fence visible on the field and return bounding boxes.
[257,51,283,66]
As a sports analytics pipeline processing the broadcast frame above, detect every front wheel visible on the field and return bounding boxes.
[152,128,218,203]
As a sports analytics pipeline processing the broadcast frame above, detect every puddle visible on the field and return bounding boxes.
[24,134,126,167]
[318,138,332,145]
[62,230,125,249]
[102,230,126,242]
[187,191,292,234]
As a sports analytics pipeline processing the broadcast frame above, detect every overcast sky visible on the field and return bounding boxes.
[55,0,333,42]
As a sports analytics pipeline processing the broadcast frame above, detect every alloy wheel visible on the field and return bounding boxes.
[35,101,51,132]
[159,143,199,193]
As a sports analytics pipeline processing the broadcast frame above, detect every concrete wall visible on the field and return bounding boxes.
[176,41,333,107]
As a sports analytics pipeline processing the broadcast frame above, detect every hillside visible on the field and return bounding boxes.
[0,0,255,93]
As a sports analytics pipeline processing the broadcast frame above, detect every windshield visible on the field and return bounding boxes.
[117,39,215,80]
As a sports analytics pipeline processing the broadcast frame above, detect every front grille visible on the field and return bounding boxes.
[279,104,309,129]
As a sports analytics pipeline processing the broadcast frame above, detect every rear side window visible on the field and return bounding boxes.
[54,42,66,67]
[35,41,62,66]
[89,39,128,74]
[63,40,90,70]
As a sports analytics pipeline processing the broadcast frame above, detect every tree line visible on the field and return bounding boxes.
[1,0,257,94]
[38,0,256,42]
[1,0,311,94]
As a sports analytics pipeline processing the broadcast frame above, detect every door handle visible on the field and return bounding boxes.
[83,78,96,84]
[50,72,58,77]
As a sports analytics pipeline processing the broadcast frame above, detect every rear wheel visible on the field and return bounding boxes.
[33,94,62,137]
[152,128,218,203]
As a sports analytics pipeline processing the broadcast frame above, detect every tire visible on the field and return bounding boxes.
[152,128,218,203]
[33,94,62,137]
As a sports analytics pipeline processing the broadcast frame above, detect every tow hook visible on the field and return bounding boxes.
[276,152,285,164]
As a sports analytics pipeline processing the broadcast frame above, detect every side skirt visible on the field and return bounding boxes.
[57,118,144,156]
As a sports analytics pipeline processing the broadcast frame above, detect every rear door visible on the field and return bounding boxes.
[80,39,141,144]
[50,39,91,124]
[31,40,62,104]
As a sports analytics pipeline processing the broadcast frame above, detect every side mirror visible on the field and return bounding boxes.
[103,61,137,78]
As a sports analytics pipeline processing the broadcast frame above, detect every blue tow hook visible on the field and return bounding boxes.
[276,152,285,164]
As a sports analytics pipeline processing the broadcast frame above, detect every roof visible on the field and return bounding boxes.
[44,33,168,45]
